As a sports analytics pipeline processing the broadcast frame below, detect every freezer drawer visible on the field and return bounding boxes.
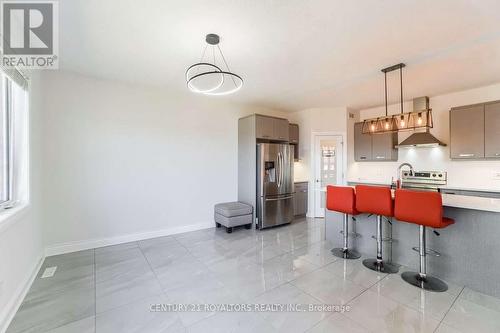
[258,194,294,229]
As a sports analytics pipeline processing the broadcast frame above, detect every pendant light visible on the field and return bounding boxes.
[362,63,434,134]
[186,34,243,96]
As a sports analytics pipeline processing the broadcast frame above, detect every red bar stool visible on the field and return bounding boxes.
[394,189,455,292]
[356,185,399,273]
[326,186,361,259]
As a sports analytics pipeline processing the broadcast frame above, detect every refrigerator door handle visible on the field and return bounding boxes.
[280,151,284,188]
[276,152,279,188]
[265,195,294,201]
[277,152,282,188]
[282,151,285,189]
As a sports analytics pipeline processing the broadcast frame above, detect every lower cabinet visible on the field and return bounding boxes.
[294,182,308,216]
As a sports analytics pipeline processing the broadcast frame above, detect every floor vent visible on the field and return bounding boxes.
[41,266,57,278]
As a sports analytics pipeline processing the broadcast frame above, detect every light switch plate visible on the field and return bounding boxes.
[41,266,57,278]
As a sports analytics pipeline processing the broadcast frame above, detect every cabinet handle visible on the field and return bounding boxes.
[459,153,474,157]
[359,156,367,160]
[262,135,270,138]
[375,156,386,159]
[495,153,500,156]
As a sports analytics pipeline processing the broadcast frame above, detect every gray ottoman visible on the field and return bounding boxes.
[214,202,253,233]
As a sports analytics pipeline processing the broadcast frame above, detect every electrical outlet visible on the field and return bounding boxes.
[493,172,500,180]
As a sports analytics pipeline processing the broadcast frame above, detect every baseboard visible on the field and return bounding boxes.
[45,222,214,256]
[0,255,44,333]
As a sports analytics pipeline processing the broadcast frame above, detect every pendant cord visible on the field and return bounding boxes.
[400,66,403,114]
[217,45,237,87]
[384,71,388,117]
[196,44,209,75]
[199,44,208,63]
[212,45,216,67]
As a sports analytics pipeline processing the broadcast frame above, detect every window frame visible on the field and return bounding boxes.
[0,75,13,208]
[0,73,27,212]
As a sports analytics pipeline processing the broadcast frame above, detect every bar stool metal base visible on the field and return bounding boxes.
[331,248,361,260]
[401,271,448,292]
[331,213,360,260]
[362,258,399,273]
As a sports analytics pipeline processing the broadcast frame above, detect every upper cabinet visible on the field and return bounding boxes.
[450,105,485,159]
[255,115,275,140]
[372,132,398,161]
[485,102,500,158]
[449,101,500,160]
[289,123,299,144]
[354,122,372,161]
[274,118,290,141]
[255,115,289,141]
[289,123,299,160]
[354,122,398,162]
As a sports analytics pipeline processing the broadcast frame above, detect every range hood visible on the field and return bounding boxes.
[395,97,447,148]
[396,131,446,148]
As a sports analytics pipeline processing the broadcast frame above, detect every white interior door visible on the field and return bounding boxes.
[313,135,344,218]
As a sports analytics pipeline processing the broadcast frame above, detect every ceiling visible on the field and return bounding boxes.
[59,0,500,112]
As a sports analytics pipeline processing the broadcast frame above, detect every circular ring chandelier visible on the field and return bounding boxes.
[186,34,243,96]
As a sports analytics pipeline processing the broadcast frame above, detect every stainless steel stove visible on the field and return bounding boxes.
[401,171,447,191]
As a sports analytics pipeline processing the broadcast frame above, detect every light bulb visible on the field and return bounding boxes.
[417,113,423,125]
[370,123,375,131]
[385,121,389,129]
[400,116,405,127]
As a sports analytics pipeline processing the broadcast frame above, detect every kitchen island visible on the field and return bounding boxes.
[326,182,500,297]
[346,180,500,213]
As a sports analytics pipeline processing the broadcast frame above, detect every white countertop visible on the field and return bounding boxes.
[347,179,391,186]
[441,194,500,213]
[336,181,500,213]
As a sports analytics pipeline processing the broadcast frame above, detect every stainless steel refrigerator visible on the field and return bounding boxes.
[256,143,294,229]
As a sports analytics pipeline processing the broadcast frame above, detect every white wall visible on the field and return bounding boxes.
[288,107,349,216]
[0,73,44,332]
[40,71,287,254]
[348,83,500,190]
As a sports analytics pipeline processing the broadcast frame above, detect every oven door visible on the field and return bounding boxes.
[401,184,439,192]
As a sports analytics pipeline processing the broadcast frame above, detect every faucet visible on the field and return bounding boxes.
[396,163,414,189]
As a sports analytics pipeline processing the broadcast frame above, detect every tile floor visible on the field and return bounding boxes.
[7,218,500,333]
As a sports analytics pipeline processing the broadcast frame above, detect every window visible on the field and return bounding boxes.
[0,70,28,210]
[0,75,11,205]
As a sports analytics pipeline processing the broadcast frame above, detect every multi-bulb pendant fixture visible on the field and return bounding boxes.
[362,63,433,134]
[186,34,243,96]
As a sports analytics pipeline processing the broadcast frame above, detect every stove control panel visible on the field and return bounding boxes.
[402,171,447,181]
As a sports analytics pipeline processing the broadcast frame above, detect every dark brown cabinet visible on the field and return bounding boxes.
[485,102,500,158]
[354,122,398,161]
[450,105,485,159]
[294,182,308,216]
